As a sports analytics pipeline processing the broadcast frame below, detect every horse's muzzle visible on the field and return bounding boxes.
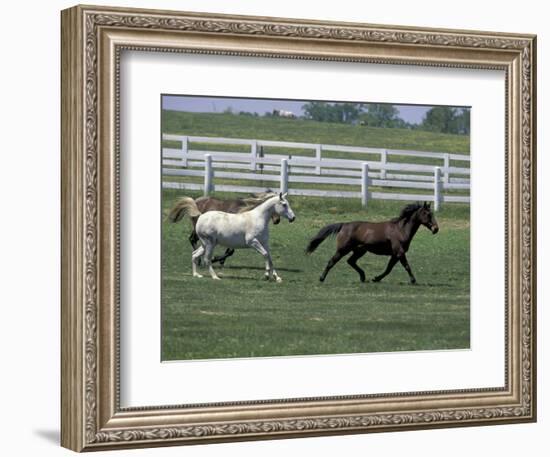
[431,225,439,234]
[288,216,296,223]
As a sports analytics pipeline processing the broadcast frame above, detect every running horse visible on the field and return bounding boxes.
[305,202,439,284]
[168,192,280,265]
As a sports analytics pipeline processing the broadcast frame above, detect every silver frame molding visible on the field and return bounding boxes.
[61,4,536,452]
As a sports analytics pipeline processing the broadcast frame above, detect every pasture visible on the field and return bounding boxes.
[161,189,470,361]
[162,110,470,154]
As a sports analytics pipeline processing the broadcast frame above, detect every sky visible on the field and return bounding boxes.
[161,95,454,125]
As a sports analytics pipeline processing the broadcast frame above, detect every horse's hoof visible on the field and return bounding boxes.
[410,279,417,285]
[372,277,381,283]
[276,277,283,283]
[264,275,270,281]
[193,274,203,278]
[319,277,325,282]
[212,276,221,281]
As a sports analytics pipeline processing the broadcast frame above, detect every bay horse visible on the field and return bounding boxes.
[168,192,280,265]
[171,193,296,281]
[306,202,439,284]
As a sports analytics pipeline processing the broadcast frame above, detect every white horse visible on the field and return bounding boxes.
[173,193,296,282]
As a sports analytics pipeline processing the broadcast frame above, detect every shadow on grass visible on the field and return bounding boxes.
[221,265,303,273]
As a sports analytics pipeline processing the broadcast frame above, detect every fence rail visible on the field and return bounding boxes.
[162,134,471,210]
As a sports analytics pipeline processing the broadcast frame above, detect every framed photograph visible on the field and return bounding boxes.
[61,4,537,452]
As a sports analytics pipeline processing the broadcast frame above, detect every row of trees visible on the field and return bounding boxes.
[301,102,470,135]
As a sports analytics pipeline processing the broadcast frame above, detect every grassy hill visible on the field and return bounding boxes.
[162,110,470,154]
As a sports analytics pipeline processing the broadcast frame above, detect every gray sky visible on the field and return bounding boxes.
[162,95,459,124]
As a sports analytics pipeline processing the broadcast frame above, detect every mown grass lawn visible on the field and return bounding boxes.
[161,190,470,361]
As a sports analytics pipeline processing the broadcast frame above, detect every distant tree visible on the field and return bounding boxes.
[421,107,456,133]
[453,108,470,135]
[358,104,405,128]
[222,106,233,114]
[333,103,362,123]
[420,107,470,135]
[303,102,363,123]
[303,102,334,122]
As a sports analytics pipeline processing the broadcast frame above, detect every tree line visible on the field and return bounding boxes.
[301,102,470,135]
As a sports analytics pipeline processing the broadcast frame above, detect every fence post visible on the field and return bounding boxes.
[443,153,450,184]
[380,149,387,180]
[315,144,322,175]
[204,154,213,196]
[280,158,289,194]
[361,163,369,208]
[181,136,188,167]
[434,166,442,211]
[250,140,258,171]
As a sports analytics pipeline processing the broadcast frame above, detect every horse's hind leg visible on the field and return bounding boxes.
[372,256,398,282]
[189,230,200,250]
[347,247,368,282]
[319,247,351,282]
[201,239,221,280]
[191,245,205,278]
[189,220,202,266]
[212,248,235,266]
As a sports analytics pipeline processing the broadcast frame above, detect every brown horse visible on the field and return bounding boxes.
[306,202,439,284]
[168,193,280,265]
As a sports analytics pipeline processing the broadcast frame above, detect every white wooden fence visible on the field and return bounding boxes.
[162,135,471,211]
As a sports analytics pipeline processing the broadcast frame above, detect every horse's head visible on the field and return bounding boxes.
[418,202,439,234]
[273,193,296,223]
[249,191,281,224]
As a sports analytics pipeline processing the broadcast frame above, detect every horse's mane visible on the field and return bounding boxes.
[391,202,423,223]
[237,192,278,213]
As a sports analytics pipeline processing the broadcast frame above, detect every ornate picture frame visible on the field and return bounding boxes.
[61,4,536,452]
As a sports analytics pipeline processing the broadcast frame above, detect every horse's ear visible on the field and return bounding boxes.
[279,192,283,200]
[423,201,429,208]
[282,192,288,199]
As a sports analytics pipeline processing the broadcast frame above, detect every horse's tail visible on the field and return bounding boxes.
[305,223,344,254]
[168,197,202,223]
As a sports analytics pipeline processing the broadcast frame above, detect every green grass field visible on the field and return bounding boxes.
[161,190,470,361]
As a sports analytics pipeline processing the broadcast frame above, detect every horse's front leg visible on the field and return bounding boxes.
[248,238,281,282]
[399,254,416,284]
